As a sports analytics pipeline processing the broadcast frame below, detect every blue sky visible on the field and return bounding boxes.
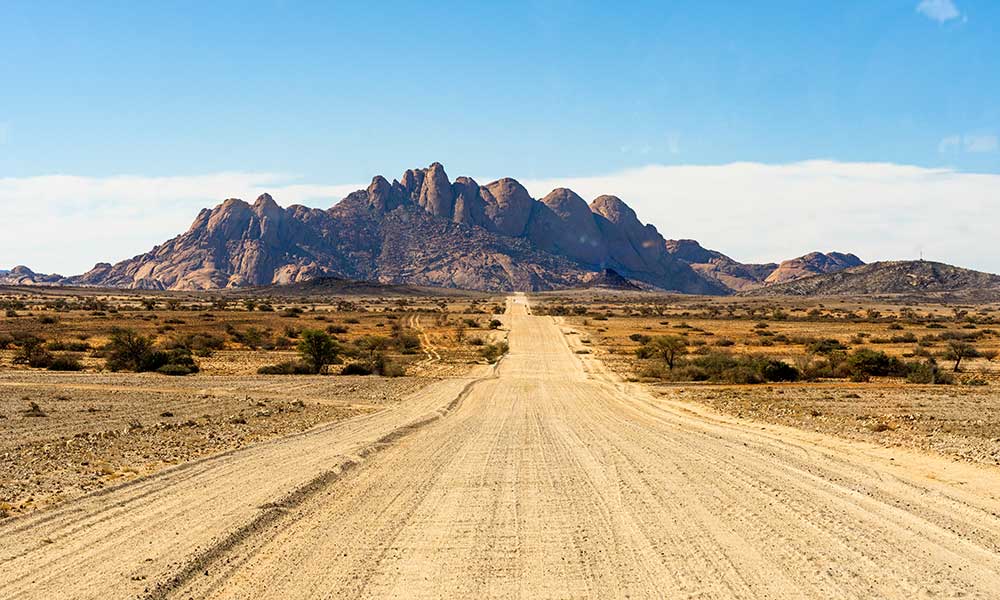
[3,0,997,180]
[2,0,999,274]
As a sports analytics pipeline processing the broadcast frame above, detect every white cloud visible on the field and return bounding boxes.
[516,161,1000,274]
[917,0,961,23]
[4,161,1000,279]
[0,173,361,275]
[939,133,998,154]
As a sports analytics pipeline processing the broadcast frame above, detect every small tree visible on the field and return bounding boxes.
[944,341,979,372]
[106,328,156,371]
[241,326,266,350]
[645,336,687,370]
[297,329,340,374]
[12,336,53,368]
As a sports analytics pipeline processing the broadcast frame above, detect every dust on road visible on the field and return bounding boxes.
[3,295,1000,599]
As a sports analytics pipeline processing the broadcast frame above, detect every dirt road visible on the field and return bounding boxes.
[4,295,1000,599]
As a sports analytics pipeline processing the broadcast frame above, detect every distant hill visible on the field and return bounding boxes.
[664,239,777,291]
[742,260,1000,299]
[664,240,862,292]
[764,251,864,284]
[0,265,65,286]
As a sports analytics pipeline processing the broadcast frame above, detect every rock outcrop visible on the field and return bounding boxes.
[50,163,730,293]
[764,251,864,285]
[742,260,1000,299]
[2,163,901,295]
[665,239,778,291]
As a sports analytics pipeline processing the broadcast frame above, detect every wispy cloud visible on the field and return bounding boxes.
[963,134,998,153]
[518,161,1000,274]
[0,173,361,275]
[939,133,997,154]
[916,0,962,23]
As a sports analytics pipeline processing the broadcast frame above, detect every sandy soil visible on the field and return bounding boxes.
[0,373,429,517]
[3,296,1000,598]
[656,383,1000,466]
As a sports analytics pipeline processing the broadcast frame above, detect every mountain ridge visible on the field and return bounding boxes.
[8,162,990,296]
[14,163,734,293]
[741,260,1000,299]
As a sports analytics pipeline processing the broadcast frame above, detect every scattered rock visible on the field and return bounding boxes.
[24,402,47,417]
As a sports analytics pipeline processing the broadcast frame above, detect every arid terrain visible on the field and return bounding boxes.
[2,289,1000,598]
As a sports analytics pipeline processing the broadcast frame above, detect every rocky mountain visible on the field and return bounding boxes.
[61,163,729,294]
[764,251,863,285]
[664,239,778,291]
[663,241,864,292]
[742,260,1000,299]
[0,265,65,286]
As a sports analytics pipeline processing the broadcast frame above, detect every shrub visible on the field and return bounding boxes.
[629,333,652,344]
[105,328,157,372]
[479,342,510,363]
[105,328,199,375]
[905,360,953,385]
[48,355,83,371]
[156,363,197,376]
[807,339,847,355]
[393,332,421,353]
[167,333,225,356]
[658,351,800,384]
[845,349,906,380]
[297,329,341,374]
[488,319,503,330]
[13,336,54,368]
[340,362,374,375]
[258,361,314,375]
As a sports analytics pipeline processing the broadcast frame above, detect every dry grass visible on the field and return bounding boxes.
[0,288,509,376]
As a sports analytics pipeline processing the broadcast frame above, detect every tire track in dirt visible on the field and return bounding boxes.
[4,294,1000,599]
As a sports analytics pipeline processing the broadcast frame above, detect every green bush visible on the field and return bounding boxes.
[297,329,341,374]
[156,363,197,376]
[258,361,314,375]
[105,328,199,375]
[846,349,906,380]
[905,360,953,385]
[48,355,83,371]
[340,362,374,375]
[13,336,54,368]
[806,339,847,355]
[645,351,800,384]
[479,342,510,364]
